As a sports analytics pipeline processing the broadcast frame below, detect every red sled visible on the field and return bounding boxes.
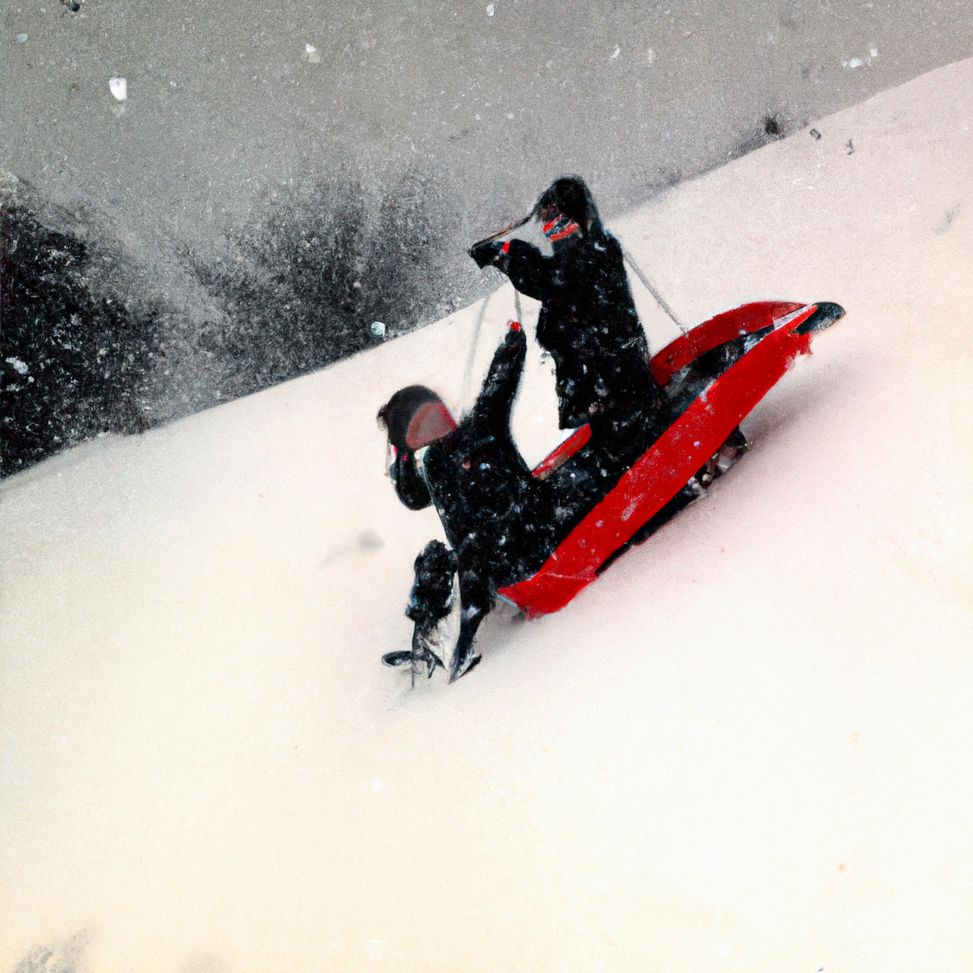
[497,299,845,619]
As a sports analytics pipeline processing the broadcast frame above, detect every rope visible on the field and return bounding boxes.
[618,241,688,336]
[459,290,491,413]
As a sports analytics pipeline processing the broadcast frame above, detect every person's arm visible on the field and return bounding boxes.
[471,238,565,303]
[475,322,527,427]
[390,447,432,510]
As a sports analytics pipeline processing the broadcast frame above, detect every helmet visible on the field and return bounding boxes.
[536,176,598,235]
[378,385,457,450]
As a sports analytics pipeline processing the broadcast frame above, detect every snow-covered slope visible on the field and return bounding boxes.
[2,60,973,973]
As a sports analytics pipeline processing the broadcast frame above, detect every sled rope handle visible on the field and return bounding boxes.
[459,290,491,412]
[618,241,688,337]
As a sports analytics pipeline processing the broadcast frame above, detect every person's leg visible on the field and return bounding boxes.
[449,558,497,681]
[382,540,458,679]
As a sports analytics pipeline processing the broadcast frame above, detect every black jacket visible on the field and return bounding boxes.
[470,178,664,432]
[394,326,557,590]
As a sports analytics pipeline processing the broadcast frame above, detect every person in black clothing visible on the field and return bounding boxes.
[379,322,560,681]
[379,179,689,681]
[469,176,667,463]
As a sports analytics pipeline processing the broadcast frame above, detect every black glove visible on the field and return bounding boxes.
[469,237,505,269]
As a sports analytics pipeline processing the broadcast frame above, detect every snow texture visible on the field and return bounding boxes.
[2,60,973,973]
[4,0,973,453]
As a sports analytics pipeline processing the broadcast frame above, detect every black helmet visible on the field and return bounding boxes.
[536,176,600,235]
[378,386,442,449]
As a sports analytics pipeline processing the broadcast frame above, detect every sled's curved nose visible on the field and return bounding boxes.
[794,302,845,334]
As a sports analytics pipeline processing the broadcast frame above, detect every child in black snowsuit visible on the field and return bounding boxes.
[469,176,667,463]
[380,320,683,682]
[379,180,673,681]
[380,323,560,681]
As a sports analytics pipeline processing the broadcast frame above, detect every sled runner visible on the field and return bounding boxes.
[497,299,845,618]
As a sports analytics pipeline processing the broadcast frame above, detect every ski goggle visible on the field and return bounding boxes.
[542,214,581,242]
[405,401,457,449]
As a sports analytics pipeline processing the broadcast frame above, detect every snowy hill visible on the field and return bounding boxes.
[2,60,973,973]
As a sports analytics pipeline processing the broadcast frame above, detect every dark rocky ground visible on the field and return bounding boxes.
[2,0,971,476]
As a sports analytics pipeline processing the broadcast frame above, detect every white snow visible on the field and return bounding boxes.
[2,58,973,973]
[366,939,387,960]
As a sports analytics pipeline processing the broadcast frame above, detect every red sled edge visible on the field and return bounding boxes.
[500,303,817,618]
[650,300,804,386]
[527,301,803,480]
